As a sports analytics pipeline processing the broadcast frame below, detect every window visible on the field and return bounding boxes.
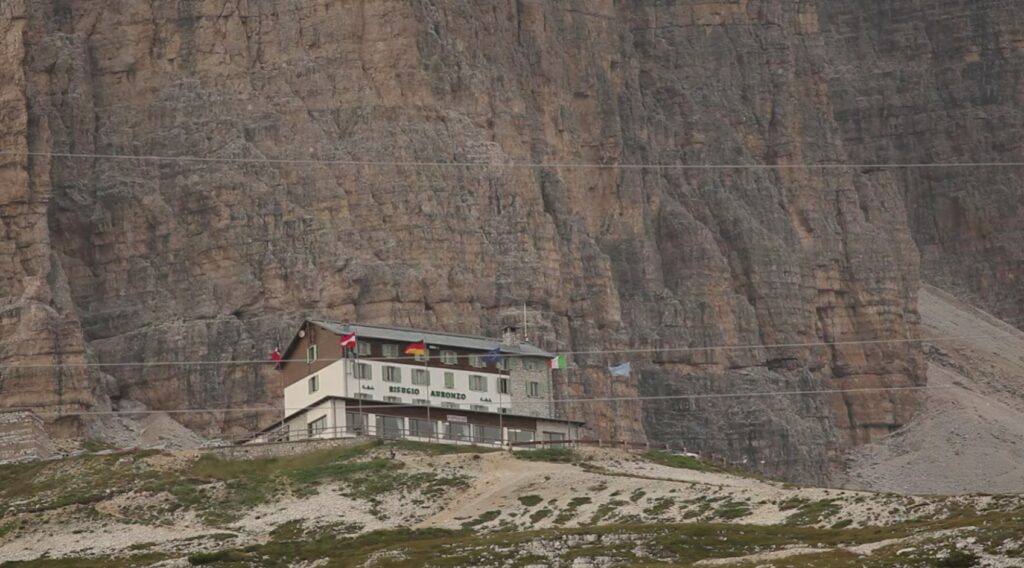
[383,395,402,403]
[468,354,485,368]
[444,372,455,389]
[441,350,458,365]
[412,369,430,386]
[468,374,487,392]
[308,375,320,394]
[346,412,368,434]
[353,362,371,380]
[440,402,460,409]
[498,377,509,395]
[509,429,535,443]
[445,422,470,441]
[353,392,371,400]
[414,349,428,363]
[383,366,401,383]
[543,431,566,447]
[528,381,541,397]
[409,418,434,438]
[356,341,371,356]
[376,415,403,439]
[306,344,318,363]
[471,404,489,412]
[307,416,327,437]
[524,358,541,371]
[496,358,507,371]
[473,424,501,443]
[412,398,430,406]
[382,344,399,358]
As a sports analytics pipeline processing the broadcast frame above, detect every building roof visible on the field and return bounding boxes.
[306,320,555,358]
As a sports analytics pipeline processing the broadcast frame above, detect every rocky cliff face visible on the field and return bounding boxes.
[1,0,1017,481]
[817,1,1024,328]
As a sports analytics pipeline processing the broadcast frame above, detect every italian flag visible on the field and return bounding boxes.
[549,354,567,369]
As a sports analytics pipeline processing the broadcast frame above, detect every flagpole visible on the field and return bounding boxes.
[499,369,504,450]
[354,336,362,437]
[424,340,431,442]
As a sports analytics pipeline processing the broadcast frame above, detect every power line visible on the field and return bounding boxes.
[11,384,953,418]
[4,149,1024,170]
[0,331,1015,370]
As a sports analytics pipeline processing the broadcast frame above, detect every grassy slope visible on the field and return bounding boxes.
[6,513,1022,567]
[2,445,1022,567]
[0,441,479,525]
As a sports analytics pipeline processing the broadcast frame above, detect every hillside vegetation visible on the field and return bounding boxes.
[1,441,1022,566]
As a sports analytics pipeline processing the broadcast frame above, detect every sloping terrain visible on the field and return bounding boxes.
[841,285,1024,494]
[1,440,1023,566]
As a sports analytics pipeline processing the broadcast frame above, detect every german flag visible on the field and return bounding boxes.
[404,341,426,356]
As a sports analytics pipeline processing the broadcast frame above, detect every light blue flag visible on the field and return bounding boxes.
[608,362,631,377]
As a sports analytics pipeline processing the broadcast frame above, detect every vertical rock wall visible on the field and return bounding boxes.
[12,0,1021,479]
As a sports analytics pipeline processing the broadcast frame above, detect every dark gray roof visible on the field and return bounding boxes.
[308,320,554,358]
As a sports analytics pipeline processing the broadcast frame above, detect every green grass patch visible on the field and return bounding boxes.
[188,549,250,565]
[513,448,580,463]
[530,508,553,523]
[642,497,675,516]
[554,496,592,525]
[518,494,543,507]
[589,499,629,525]
[714,500,753,520]
[779,496,811,510]
[389,440,499,455]
[784,498,843,527]
[461,510,501,529]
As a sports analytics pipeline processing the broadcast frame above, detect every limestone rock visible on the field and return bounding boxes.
[2,0,1016,479]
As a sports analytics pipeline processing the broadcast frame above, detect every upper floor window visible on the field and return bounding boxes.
[524,358,542,372]
[441,350,458,365]
[469,374,487,392]
[498,377,509,395]
[440,402,460,409]
[356,341,372,356]
[353,362,371,380]
[412,398,430,406]
[412,369,431,386]
[382,344,400,358]
[383,396,402,403]
[414,349,429,363]
[308,375,320,394]
[528,381,541,398]
[470,404,489,412]
[468,354,485,368]
[383,366,402,383]
[444,371,455,389]
[353,393,371,400]
[306,344,318,364]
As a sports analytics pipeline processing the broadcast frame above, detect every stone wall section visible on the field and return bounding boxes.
[0,410,53,463]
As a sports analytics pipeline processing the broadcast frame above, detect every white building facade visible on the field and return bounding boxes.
[262,321,580,446]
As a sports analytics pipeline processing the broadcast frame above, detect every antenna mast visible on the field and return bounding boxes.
[522,302,528,342]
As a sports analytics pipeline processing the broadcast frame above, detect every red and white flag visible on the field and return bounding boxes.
[339,331,357,348]
[270,348,283,363]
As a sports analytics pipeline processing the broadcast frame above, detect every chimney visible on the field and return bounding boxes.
[501,326,521,346]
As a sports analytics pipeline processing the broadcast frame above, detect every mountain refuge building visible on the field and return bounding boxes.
[259,321,581,446]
